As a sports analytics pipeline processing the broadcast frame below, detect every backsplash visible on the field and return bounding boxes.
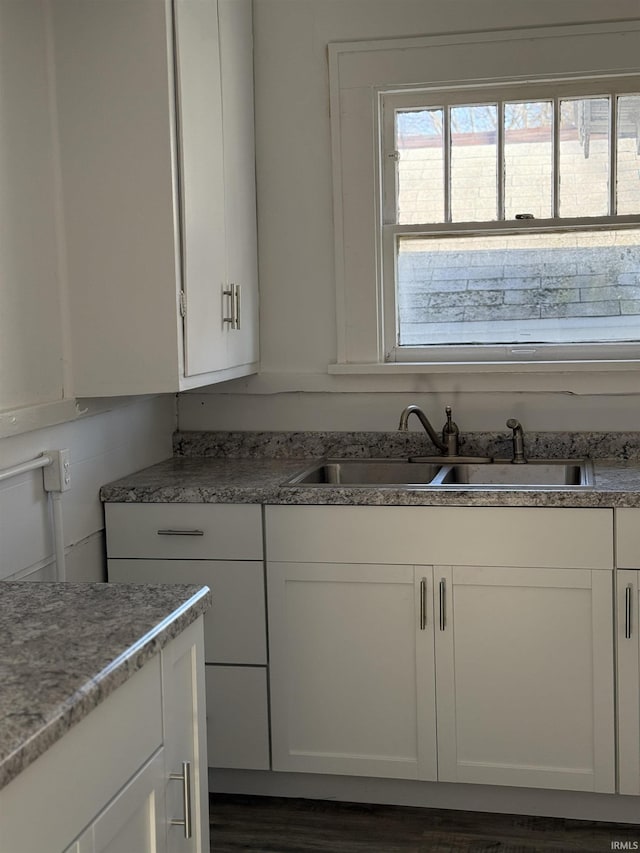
[173,430,640,461]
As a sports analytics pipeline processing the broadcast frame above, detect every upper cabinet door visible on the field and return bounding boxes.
[173,0,228,377]
[52,0,183,397]
[219,0,260,370]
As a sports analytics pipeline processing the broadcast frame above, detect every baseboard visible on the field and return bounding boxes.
[209,768,640,825]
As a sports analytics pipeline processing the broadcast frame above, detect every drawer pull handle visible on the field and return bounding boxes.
[625,584,633,640]
[439,579,446,631]
[157,528,205,537]
[419,578,427,630]
[170,761,192,839]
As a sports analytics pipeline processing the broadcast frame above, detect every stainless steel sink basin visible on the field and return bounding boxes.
[408,456,493,465]
[285,459,442,486]
[285,457,594,489]
[432,459,594,489]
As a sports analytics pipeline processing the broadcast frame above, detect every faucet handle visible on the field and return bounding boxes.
[442,405,460,455]
[443,406,458,435]
[506,418,526,463]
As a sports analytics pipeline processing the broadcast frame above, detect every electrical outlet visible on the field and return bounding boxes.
[43,449,71,492]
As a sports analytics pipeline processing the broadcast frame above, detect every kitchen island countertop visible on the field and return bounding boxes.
[0,582,211,791]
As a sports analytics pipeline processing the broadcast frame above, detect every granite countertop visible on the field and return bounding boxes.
[98,430,640,508]
[0,582,211,792]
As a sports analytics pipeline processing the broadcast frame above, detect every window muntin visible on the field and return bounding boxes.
[383,81,640,361]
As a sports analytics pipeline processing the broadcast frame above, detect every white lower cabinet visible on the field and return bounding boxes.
[266,505,616,793]
[268,562,437,780]
[615,508,640,795]
[65,751,167,853]
[162,621,210,852]
[105,503,270,772]
[616,570,640,794]
[435,565,614,792]
[205,666,270,770]
[2,619,208,853]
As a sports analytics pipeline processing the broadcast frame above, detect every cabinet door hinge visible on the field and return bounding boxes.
[179,290,187,318]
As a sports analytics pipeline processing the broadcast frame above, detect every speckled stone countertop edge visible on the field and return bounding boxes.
[0,584,211,792]
[99,455,640,508]
[99,484,640,508]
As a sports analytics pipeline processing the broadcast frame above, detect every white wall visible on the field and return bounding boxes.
[0,1,176,582]
[0,396,175,582]
[179,0,640,433]
[0,0,67,415]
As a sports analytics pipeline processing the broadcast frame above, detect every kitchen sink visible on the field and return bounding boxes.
[431,459,594,489]
[285,457,594,489]
[285,459,443,486]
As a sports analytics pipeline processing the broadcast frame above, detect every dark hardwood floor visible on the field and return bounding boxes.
[210,794,640,852]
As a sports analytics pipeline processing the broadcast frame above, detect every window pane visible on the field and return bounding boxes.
[504,101,553,219]
[559,97,610,217]
[450,104,497,221]
[616,95,640,215]
[396,109,444,224]
[396,230,640,347]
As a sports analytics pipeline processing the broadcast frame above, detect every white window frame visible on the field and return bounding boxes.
[328,22,640,376]
[381,79,640,365]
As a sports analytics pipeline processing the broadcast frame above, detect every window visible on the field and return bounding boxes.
[381,83,640,362]
[328,22,640,373]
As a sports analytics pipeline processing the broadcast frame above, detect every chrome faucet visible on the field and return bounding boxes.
[398,404,460,456]
[506,418,526,463]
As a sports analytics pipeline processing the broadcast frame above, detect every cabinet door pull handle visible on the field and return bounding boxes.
[439,579,446,631]
[625,584,633,640]
[234,283,241,330]
[223,284,237,328]
[419,578,427,630]
[157,528,204,536]
[170,761,192,839]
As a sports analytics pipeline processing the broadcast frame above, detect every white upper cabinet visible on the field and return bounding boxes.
[173,0,228,378]
[218,0,260,370]
[52,0,258,397]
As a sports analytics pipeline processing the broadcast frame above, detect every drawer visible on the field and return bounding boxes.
[108,559,267,664]
[205,665,270,770]
[616,508,640,568]
[265,505,613,569]
[105,502,263,560]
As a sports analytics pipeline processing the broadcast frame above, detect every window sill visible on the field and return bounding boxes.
[328,360,640,376]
